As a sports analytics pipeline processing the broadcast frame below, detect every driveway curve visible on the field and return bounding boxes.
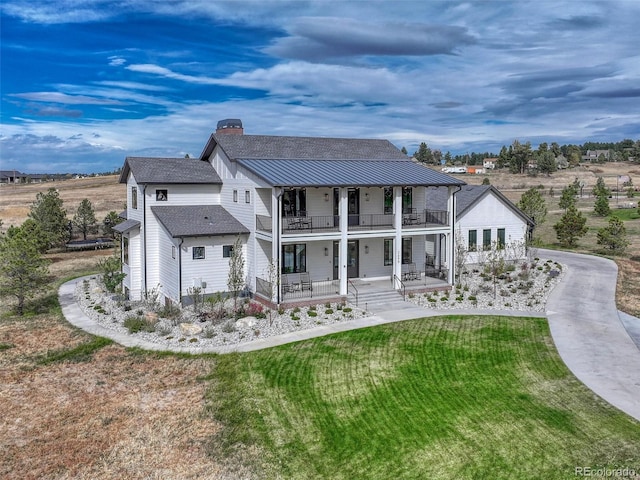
[540,249,640,422]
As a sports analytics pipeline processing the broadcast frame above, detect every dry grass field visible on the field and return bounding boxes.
[0,175,125,232]
[1,166,638,478]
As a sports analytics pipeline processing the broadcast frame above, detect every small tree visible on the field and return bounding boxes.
[482,177,490,185]
[227,236,245,313]
[28,187,68,249]
[264,260,279,325]
[517,188,547,225]
[484,241,506,299]
[73,198,97,240]
[597,217,629,254]
[454,229,468,285]
[0,224,50,315]
[558,184,578,211]
[97,253,126,293]
[593,193,610,217]
[592,177,610,198]
[553,205,588,247]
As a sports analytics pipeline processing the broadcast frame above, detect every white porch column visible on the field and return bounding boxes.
[446,186,456,284]
[434,235,441,269]
[339,187,349,295]
[393,186,403,286]
[272,188,282,302]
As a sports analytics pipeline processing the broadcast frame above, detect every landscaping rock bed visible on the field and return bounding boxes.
[407,257,565,312]
[75,278,370,349]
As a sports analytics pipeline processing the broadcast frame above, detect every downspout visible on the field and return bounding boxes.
[142,185,147,298]
[178,237,184,305]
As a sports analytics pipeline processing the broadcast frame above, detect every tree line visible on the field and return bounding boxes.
[406,138,640,172]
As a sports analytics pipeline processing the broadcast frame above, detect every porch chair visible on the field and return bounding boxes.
[300,272,313,292]
[282,274,294,293]
[407,263,420,280]
[403,208,419,225]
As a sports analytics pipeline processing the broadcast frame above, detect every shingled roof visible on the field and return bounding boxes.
[151,205,248,238]
[427,185,533,224]
[200,134,409,161]
[119,157,222,184]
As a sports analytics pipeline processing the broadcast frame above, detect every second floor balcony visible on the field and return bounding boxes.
[256,209,448,235]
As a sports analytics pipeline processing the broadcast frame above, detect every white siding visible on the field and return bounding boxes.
[157,225,180,303]
[124,229,142,300]
[357,238,393,280]
[459,193,528,264]
[181,235,247,296]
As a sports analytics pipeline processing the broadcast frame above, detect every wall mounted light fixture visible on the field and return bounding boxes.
[324,247,329,256]
[324,193,329,201]
[364,192,370,201]
[365,245,369,254]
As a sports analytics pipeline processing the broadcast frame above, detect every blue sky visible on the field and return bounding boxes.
[1,0,639,174]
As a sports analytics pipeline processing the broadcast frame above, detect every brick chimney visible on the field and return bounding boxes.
[216,118,243,135]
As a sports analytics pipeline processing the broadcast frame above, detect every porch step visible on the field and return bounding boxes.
[350,290,405,311]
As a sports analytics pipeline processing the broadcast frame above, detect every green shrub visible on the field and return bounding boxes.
[325,308,334,315]
[308,311,318,317]
[123,316,155,334]
[343,307,352,313]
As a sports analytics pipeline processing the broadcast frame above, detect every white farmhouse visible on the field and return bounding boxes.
[115,119,467,307]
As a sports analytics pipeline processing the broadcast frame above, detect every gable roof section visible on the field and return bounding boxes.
[238,158,465,187]
[427,185,534,225]
[151,205,249,238]
[119,157,222,185]
[112,218,140,234]
[200,134,409,161]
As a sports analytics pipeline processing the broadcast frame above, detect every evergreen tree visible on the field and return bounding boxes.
[0,223,50,315]
[553,205,588,247]
[517,188,547,225]
[73,198,97,240]
[592,177,610,197]
[414,142,433,164]
[28,187,68,249]
[509,140,532,174]
[7,219,49,254]
[102,211,124,238]
[536,151,557,175]
[497,145,511,169]
[597,217,629,254]
[559,183,578,211]
[594,193,611,216]
[401,146,408,155]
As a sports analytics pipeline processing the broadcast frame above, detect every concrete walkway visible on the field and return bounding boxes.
[59,249,640,421]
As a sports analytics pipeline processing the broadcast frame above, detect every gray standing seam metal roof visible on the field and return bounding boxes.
[427,185,534,225]
[151,205,249,238]
[237,158,465,187]
[112,218,140,233]
[201,134,410,162]
[119,157,222,184]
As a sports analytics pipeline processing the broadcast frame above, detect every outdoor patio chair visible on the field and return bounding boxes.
[282,274,294,293]
[407,263,420,280]
[403,208,418,225]
[300,272,312,291]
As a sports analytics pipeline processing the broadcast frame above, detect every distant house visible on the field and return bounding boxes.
[483,158,497,170]
[0,170,47,184]
[582,149,611,162]
[426,185,534,266]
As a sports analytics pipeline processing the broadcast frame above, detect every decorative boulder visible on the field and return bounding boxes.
[179,323,203,335]
[145,312,159,324]
[235,316,257,329]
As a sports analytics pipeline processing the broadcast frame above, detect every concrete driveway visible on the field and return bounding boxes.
[541,249,640,422]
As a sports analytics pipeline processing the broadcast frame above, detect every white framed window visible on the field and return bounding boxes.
[156,189,168,201]
[383,239,393,266]
[223,245,234,258]
[233,190,238,202]
[131,187,138,209]
[171,245,176,259]
[245,190,251,203]
[192,246,205,260]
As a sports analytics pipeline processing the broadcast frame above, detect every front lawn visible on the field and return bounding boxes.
[206,315,640,479]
